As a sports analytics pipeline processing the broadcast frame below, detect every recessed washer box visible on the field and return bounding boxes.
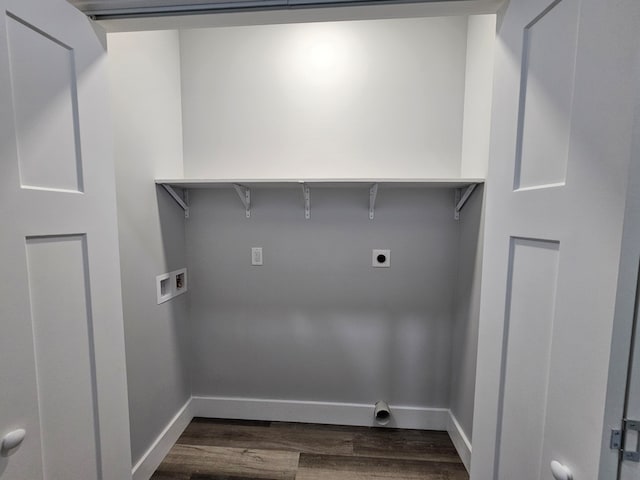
[372,249,390,267]
[156,268,188,304]
[156,273,172,304]
[174,268,188,294]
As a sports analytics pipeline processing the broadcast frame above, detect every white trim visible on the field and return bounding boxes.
[447,411,472,472]
[132,398,193,480]
[191,395,449,430]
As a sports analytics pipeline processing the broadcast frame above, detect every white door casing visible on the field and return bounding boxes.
[0,0,132,479]
[609,37,640,477]
[618,268,640,479]
[472,0,640,479]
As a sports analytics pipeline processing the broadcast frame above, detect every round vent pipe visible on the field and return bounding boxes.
[374,400,391,425]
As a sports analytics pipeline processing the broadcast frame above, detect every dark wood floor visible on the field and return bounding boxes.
[151,418,469,480]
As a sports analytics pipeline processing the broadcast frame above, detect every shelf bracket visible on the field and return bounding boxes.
[369,183,379,220]
[161,184,189,218]
[233,184,251,218]
[302,183,310,219]
[454,184,478,220]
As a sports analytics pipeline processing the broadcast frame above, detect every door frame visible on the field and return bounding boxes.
[599,31,640,478]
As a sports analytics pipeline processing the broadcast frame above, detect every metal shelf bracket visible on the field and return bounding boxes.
[455,184,478,220]
[369,183,379,220]
[302,183,310,219]
[233,184,251,218]
[161,184,189,218]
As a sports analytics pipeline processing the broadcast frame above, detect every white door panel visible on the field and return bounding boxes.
[497,238,560,480]
[25,236,100,479]
[0,1,131,479]
[473,0,640,479]
[515,0,580,190]
[7,13,83,192]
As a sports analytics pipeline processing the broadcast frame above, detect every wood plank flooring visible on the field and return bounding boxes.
[151,418,469,480]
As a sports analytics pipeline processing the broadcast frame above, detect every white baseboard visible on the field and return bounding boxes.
[447,411,472,472]
[191,395,449,430]
[132,398,193,480]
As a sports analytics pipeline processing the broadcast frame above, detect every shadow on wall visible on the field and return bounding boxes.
[183,187,461,407]
[117,184,191,464]
[155,184,191,391]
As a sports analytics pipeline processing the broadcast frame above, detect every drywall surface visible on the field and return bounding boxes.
[186,187,459,410]
[461,15,496,178]
[108,30,191,466]
[449,185,484,439]
[179,17,468,179]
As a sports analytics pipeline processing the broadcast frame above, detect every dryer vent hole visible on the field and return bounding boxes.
[375,410,390,421]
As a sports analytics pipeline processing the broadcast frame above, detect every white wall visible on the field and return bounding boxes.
[179,17,469,179]
[186,187,459,416]
[108,30,191,466]
[461,15,496,178]
[447,15,494,438]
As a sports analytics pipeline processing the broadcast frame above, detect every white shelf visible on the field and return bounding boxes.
[156,178,484,189]
[156,178,484,220]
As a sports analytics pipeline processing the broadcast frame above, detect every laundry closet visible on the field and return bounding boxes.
[2,0,639,479]
[105,5,495,476]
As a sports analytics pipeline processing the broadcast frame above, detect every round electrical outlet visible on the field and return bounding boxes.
[372,249,390,268]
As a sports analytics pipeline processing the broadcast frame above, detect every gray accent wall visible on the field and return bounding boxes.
[186,187,461,407]
[108,30,191,466]
[450,184,484,438]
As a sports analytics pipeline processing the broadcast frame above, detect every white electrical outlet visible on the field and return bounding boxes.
[372,249,390,267]
[252,247,263,265]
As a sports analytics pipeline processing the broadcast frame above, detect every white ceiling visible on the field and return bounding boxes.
[67,0,501,18]
[70,0,502,32]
